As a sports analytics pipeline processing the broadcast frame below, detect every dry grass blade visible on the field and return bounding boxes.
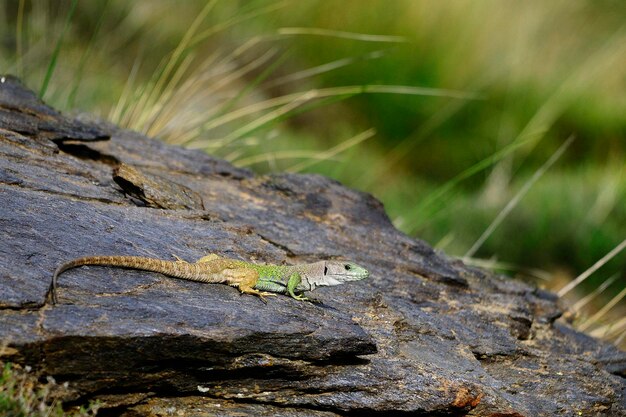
[571,274,620,313]
[588,316,626,340]
[190,0,292,47]
[202,85,481,132]
[585,162,624,226]
[15,0,25,78]
[510,25,626,170]
[262,50,386,89]
[403,29,626,234]
[235,150,342,167]
[462,257,552,282]
[39,0,78,99]
[149,44,280,142]
[362,85,481,99]
[219,89,315,145]
[122,0,217,130]
[278,27,406,43]
[110,57,142,124]
[580,286,626,332]
[144,55,222,141]
[188,90,316,149]
[287,128,376,173]
[558,239,626,297]
[403,131,541,233]
[463,136,573,259]
[140,52,196,135]
[360,93,473,190]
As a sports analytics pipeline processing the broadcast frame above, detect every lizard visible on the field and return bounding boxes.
[49,253,369,304]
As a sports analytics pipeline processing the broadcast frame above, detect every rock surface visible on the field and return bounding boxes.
[0,76,624,416]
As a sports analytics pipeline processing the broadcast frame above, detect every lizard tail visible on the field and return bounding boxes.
[49,256,216,305]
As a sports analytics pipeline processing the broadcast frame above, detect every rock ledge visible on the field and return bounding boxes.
[1,77,624,416]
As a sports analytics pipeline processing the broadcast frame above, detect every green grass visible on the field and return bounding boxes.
[1,0,624,347]
[0,362,99,417]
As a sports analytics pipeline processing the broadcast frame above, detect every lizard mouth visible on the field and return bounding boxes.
[343,270,369,280]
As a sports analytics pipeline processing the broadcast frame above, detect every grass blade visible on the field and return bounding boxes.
[579,286,626,331]
[39,0,78,99]
[287,128,376,173]
[235,150,342,167]
[262,50,386,89]
[571,274,619,313]
[125,0,217,130]
[462,257,551,282]
[558,239,626,297]
[588,316,626,339]
[202,84,481,132]
[463,135,573,259]
[66,0,110,109]
[278,27,406,43]
[190,0,292,47]
[215,49,290,119]
[109,56,142,124]
[15,0,25,78]
[189,90,316,149]
[404,131,542,233]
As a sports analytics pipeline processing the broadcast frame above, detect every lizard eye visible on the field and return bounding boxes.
[345,264,351,271]
[324,266,328,275]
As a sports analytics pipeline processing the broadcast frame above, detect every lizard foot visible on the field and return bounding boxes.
[239,288,277,304]
[258,291,277,304]
[258,293,275,304]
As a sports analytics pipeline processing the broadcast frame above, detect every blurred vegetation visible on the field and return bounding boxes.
[0,360,99,416]
[1,0,624,344]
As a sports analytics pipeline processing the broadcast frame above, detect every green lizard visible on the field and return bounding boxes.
[49,253,369,304]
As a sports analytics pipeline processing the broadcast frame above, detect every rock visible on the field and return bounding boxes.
[0,76,624,416]
[0,75,108,142]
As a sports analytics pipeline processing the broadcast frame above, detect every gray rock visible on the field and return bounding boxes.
[0,76,624,416]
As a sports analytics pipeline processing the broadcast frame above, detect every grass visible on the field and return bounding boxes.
[558,239,626,298]
[0,0,624,350]
[0,361,99,417]
[463,135,574,260]
[38,0,77,98]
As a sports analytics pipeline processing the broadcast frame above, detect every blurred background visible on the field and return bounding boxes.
[1,0,624,345]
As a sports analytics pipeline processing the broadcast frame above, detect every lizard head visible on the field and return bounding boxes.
[317,260,369,286]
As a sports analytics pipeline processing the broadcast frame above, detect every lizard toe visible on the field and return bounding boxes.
[172,254,186,263]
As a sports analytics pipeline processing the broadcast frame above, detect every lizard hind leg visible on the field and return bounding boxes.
[226,268,276,303]
[196,253,222,263]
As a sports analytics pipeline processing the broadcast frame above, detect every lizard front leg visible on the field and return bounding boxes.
[287,273,309,301]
